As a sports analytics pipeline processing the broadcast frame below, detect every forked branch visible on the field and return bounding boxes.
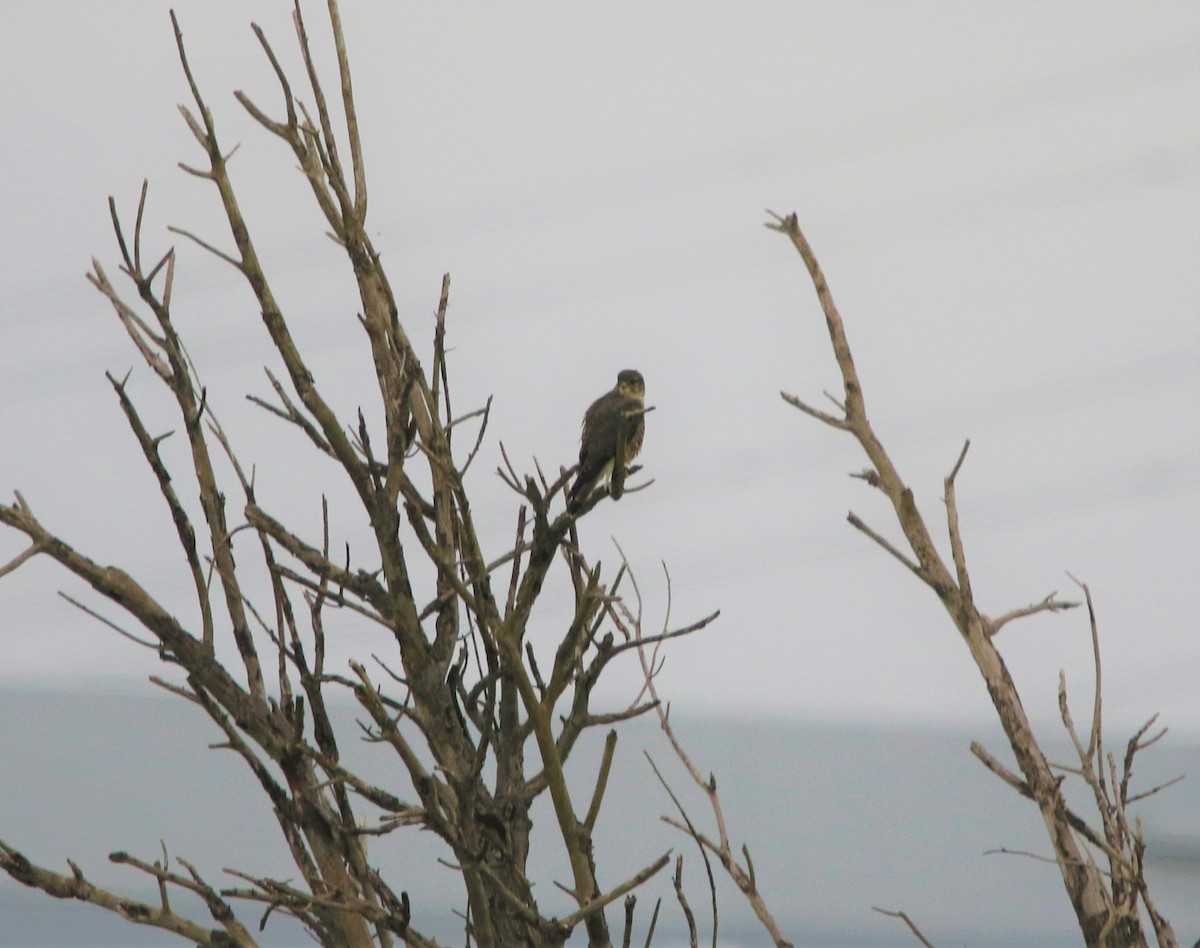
[769,207,1177,946]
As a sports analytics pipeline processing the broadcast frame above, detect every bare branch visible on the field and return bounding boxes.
[671,857,699,948]
[1068,575,1104,762]
[780,390,849,428]
[557,852,672,932]
[871,906,936,948]
[984,847,1113,879]
[846,512,923,578]
[943,439,973,604]
[970,742,1032,798]
[167,225,244,271]
[988,593,1079,637]
[57,592,159,649]
[633,558,792,947]
[0,840,245,946]
[583,729,618,834]
[1125,774,1185,806]
[0,540,43,579]
[644,752,719,945]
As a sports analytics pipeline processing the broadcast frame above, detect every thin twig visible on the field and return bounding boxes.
[871,906,936,948]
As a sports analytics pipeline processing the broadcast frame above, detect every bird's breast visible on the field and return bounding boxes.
[623,419,645,463]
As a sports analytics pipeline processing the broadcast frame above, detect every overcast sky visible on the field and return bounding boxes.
[1,3,1197,741]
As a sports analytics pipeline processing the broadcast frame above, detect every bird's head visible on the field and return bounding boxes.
[616,369,645,401]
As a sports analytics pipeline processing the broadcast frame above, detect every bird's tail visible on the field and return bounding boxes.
[567,470,597,510]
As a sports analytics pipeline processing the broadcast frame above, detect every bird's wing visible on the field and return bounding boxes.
[578,391,623,478]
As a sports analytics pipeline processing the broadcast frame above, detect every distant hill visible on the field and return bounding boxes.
[1,687,1195,945]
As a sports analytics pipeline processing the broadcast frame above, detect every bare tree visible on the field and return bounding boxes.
[766,210,1180,948]
[0,5,716,946]
[1,5,1180,947]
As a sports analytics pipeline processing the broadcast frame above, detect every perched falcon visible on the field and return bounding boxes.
[569,369,646,504]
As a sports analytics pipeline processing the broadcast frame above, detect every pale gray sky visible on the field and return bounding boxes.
[1,2,1197,741]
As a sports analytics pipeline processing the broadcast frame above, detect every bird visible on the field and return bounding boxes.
[569,369,646,505]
